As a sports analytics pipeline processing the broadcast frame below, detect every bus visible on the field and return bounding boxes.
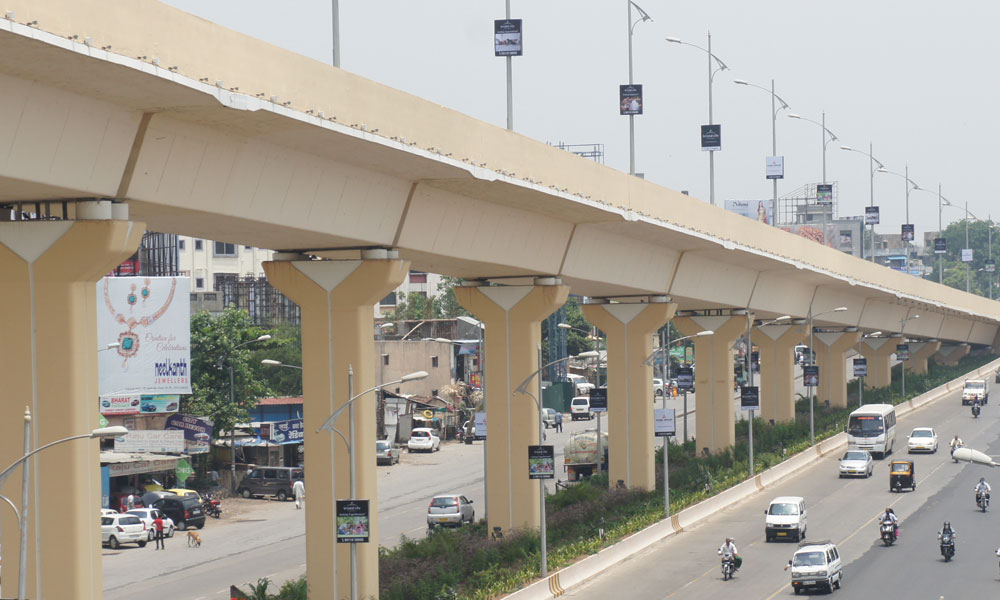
[847,404,897,458]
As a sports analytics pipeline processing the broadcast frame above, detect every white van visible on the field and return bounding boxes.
[847,404,897,458]
[765,496,807,542]
[787,540,843,593]
[570,396,594,421]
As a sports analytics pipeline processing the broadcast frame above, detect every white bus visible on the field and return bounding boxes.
[847,404,897,458]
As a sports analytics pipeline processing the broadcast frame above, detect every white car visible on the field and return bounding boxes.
[570,396,594,421]
[127,508,175,540]
[100,513,148,549]
[426,493,475,530]
[907,427,938,453]
[408,428,441,453]
[838,449,874,478]
[653,378,665,397]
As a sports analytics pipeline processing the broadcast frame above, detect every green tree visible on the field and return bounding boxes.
[387,292,434,321]
[925,219,998,296]
[186,307,275,440]
[433,276,470,319]
[254,324,302,396]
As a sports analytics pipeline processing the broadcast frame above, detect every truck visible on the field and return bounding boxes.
[563,430,608,481]
[962,378,989,405]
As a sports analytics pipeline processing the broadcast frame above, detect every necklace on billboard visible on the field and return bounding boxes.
[103,278,178,367]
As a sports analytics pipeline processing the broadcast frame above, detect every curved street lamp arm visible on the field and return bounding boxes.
[0,493,19,523]
[0,433,93,486]
[317,378,405,433]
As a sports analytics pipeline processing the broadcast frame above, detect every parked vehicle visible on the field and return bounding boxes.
[838,449,874,478]
[962,378,989,405]
[101,513,148,549]
[541,408,557,429]
[237,466,304,501]
[166,488,202,502]
[765,496,807,542]
[152,495,206,530]
[407,428,441,453]
[126,508,175,540]
[906,427,938,453]
[563,430,608,481]
[787,540,843,594]
[141,490,174,508]
[847,404,897,458]
[653,378,665,397]
[570,396,594,421]
[889,460,916,492]
[203,493,222,518]
[376,440,401,465]
[426,494,474,530]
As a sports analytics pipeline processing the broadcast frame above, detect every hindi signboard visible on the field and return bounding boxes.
[164,414,214,454]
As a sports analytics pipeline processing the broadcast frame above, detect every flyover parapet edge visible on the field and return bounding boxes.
[504,357,1000,600]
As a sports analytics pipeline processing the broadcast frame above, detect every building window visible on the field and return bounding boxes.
[214,241,237,257]
[214,273,239,290]
[431,356,439,368]
[409,271,427,284]
[195,277,205,289]
[178,239,186,251]
[431,389,438,397]
[382,354,389,366]
[245,245,253,250]
[380,292,397,306]
[194,240,203,251]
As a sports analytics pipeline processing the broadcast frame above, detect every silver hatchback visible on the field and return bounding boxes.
[376,440,400,465]
[427,494,475,530]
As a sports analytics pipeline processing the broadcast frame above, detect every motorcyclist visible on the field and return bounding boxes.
[975,477,992,503]
[881,507,899,537]
[950,435,965,460]
[717,537,739,569]
[938,521,956,553]
[973,398,982,417]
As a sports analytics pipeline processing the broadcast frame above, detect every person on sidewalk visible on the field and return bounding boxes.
[555,411,563,433]
[293,478,305,509]
[153,514,166,550]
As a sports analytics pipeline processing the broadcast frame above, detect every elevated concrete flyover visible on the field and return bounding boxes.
[1,2,999,599]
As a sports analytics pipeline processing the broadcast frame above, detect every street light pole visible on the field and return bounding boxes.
[627,1,652,176]
[505,0,513,130]
[226,334,271,493]
[664,33,728,205]
[840,144,885,262]
[734,79,790,225]
[966,201,971,293]
[788,112,838,243]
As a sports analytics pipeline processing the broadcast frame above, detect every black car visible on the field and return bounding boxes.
[152,495,205,530]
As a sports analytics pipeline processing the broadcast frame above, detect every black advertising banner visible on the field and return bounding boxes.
[817,183,833,205]
[494,19,522,56]
[620,84,643,115]
[589,388,608,412]
[701,124,721,151]
[901,224,915,242]
[896,344,910,361]
[865,206,880,225]
[676,367,694,391]
[336,500,370,543]
[528,445,555,479]
[803,365,819,387]
[934,238,947,254]
[853,357,868,377]
[740,386,760,411]
[986,259,996,273]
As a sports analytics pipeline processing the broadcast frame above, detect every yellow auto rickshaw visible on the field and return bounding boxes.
[889,459,915,492]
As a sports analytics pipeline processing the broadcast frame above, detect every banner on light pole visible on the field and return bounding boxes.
[816,183,833,205]
[901,224,914,242]
[494,19,522,56]
[962,248,974,263]
[934,238,947,254]
[619,85,643,115]
[865,206,880,225]
[701,124,721,151]
[765,156,784,180]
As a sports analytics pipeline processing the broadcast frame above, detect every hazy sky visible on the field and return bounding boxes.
[163,1,998,240]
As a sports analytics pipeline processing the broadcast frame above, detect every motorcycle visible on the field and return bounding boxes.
[880,520,896,546]
[973,403,981,418]
[977,491,990,512]
[720,557,735,581]
[951,442,965,463]
[940,531,956,562]
[203,493,222,519]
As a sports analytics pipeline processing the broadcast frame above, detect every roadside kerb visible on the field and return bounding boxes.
[504,358,1000,600]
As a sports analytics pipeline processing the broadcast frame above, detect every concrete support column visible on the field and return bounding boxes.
[454,281,569,534]
[858,337,897,389]
[935,344,971,366]
[813,331,861,408]
[903,341,941,375]
[755,323,808,423]
[582,300,676,490]
[0,217,144,600]
[263,253,408,600]
[674,315,746,454]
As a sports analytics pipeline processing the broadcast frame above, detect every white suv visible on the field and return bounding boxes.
[570,396,593,421]
[787,540,843,594]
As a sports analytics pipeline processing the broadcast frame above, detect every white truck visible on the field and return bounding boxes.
[563,430,608,481]
[962,378,989,405]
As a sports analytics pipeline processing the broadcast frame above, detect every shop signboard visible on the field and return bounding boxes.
[853,357,868,377]
[528,445,555,479]
[654,408,676,437]
[100,394,142,416]
[336,500,370,543]
[619,84,643,115]
[494,19,522,56]
[165,414,214,454]
[676,367,694,392]
[97,276,192,396]
[106,457,179,478]
[175,458,194,484]
[740,386,760,411]
[138,394,181,414]
[266,419,304,444]
[114,429,185,453]
[803,365,819,387]
[589,388,608,412]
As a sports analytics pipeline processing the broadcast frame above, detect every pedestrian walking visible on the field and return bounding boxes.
[555,411,563,433]
[293,478,305,509]
[126,492,135,510]
[153,514,165,550]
